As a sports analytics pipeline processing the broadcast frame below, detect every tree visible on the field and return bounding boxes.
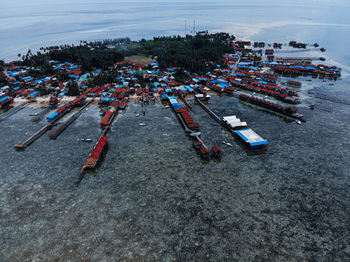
[66,80,80,96]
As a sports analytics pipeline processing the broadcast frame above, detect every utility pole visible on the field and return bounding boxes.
[193,19,196,35]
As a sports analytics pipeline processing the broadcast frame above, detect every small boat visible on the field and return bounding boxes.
[189,131,201,137]
[296,119,302,125]
[222,141,233,147]
[139,123,146,126]
[210,123,219,126]
[162,106,170,110]
[81,138,92,142]
[136,114,140,117]
[29,113,39,116]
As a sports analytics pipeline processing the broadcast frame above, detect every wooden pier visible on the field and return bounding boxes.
[14,123,54,150]
[194,96,222,123]
[0,100,31,122]
[48,100,93,139]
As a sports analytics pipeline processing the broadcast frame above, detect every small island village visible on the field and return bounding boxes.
[0,33,342,184]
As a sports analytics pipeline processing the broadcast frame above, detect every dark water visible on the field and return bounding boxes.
[1,84,350,260]
[1,0,350,260]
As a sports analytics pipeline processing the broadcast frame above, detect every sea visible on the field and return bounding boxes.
[1,1,350,261]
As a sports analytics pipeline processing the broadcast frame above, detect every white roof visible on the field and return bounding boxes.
[195,94,210,98]
[223,115,247,128]
[237,128,265,143]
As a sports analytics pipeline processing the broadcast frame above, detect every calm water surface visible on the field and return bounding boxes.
[1,1,350,261]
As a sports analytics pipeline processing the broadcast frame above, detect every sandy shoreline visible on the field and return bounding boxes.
[13,93,162,107]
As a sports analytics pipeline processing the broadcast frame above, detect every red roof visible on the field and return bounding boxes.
[200,147,210,155]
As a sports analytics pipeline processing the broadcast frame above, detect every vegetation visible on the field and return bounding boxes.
[20,32,235,74]
[66,80,80,96]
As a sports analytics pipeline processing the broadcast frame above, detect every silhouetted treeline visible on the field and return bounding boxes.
[19,33,235,74]
[20,44,124,72]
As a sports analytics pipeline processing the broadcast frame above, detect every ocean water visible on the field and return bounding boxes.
[1,1,350,261]
[1,0,350,68]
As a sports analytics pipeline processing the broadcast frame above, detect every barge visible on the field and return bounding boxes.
[235,128,268,148]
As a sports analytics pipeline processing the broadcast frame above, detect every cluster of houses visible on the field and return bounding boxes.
[0,38,343,117]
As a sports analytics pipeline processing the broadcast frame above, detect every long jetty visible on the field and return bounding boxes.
[75,98,120,185]
[178,95,192,110]
[194,96,222,123]
[195,96,268,149]
[0,100,31,122]
[48,100,93,139]
[308,91,350,106]
[14,123,54,150]
[32,103,60,122]
[75,127,109,186]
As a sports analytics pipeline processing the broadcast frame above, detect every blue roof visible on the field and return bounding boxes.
[47,112,59,121]
[0,96,10,102]
[69,75,79,79]
[29,91,39,96]
[235,130,248,141]
[68,65,79,70]
[81,73,91,78]
[250,141,269,146]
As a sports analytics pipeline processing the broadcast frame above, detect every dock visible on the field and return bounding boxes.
[32,107,51,122]
[308,91,350,106]
[194,96,222,123]
[235,129,268,147]
[14,123,54,150]
[178,94,192,109]
[75,98,123,185]
[75,131,109,185]
[194,96,268,148]
[0,100,31,122]
[167,96,213,159]
[48,100,93,139]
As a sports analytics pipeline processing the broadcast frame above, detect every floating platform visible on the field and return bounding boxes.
[235,128,268,148]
